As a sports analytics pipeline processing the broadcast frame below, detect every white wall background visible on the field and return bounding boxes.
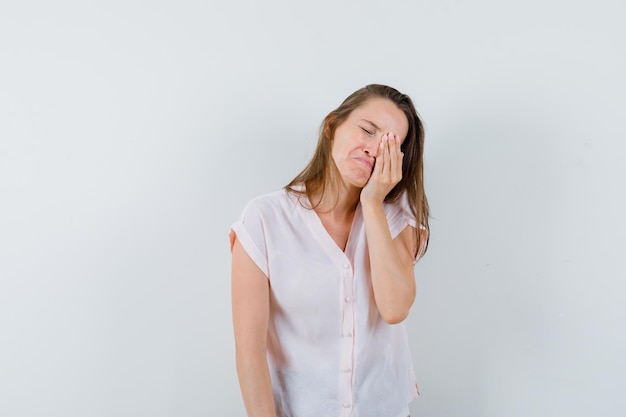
[1,1,625,416]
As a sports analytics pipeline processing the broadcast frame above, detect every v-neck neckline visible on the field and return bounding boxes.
[300,194,362,257]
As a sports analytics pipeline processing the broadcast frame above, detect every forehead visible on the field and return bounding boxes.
[350,98,409,138]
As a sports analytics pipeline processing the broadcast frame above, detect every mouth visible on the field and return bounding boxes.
[355,157,374,170]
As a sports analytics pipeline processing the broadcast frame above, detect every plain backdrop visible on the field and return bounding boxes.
[1,1,625,416]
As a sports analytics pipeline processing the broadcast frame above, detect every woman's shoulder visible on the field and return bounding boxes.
[239,188,300,217]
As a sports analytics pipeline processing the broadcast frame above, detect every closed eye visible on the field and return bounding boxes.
[361,127,373,135]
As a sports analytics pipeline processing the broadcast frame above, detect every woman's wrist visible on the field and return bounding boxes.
[359,192,385,207]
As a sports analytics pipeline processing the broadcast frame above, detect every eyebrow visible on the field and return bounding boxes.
[360,119,381,130]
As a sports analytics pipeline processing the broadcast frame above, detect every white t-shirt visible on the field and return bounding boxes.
[230,188,422,417]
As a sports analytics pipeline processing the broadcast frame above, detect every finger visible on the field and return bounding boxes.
[383,133,394,177]
[385,133,400,181]
[388,132,399,162]
[376,135,389,175]
[393,133,404,180]
[373,136,385,177]
[382,133,392,178]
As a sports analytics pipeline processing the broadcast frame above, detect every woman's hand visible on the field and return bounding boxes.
[360,132,403,204]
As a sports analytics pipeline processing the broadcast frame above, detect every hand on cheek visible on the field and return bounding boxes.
[361,132,404,204]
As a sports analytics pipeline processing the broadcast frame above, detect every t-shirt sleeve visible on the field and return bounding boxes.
[229,198,269,277]
[386,192,418,239]
[385,192,428,264]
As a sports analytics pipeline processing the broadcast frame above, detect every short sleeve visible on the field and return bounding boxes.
[385,192,428,264]
[385,192,418,239]
[229,198,270,277]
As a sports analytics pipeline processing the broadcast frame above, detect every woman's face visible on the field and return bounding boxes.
[331,97,409,189]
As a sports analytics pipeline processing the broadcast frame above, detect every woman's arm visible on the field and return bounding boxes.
[361,204,418,324]
[231,236,277,417]
[360,133,420,324]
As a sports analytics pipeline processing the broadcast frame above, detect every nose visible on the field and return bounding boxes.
[363,142,379,158]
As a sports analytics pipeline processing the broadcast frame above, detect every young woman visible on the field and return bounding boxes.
[230,84,430,417]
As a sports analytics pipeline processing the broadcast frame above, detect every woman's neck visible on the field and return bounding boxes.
[309,181,360,251]
[311,181,360,220]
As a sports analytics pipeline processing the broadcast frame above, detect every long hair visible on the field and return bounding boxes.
[286,84,429,256]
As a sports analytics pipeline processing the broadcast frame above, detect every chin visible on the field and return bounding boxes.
[341,169,371,189]
[349,176,370,189]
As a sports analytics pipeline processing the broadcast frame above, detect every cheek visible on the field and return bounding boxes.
[331,137,350,157]
[330,142,345,167]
